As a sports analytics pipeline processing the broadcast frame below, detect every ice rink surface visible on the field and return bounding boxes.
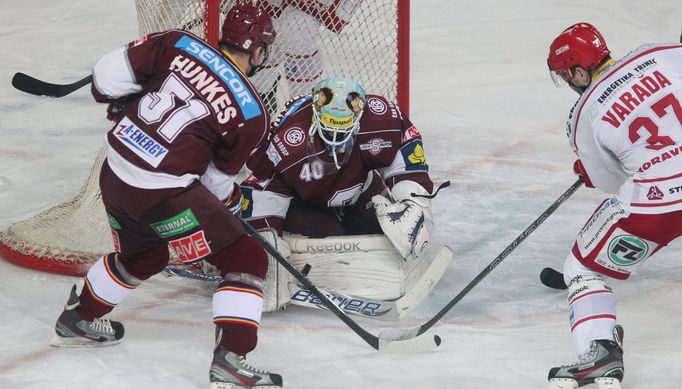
[1,1,682,388]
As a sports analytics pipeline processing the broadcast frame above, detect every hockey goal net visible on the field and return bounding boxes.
[0,0,410,276]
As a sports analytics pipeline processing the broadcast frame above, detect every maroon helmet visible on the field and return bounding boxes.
[220,2,276,56]
[547,22,610,86]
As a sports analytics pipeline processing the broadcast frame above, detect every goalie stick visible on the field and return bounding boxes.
[378,178,584,342]
[164,246,454,322]
[162,266,409,320]
[238,219,441,353]
[11,73,92,98]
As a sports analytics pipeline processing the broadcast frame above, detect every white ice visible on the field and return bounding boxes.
[1,1,682,388]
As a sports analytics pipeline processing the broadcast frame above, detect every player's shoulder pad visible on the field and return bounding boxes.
[272,94,314,130]
[127,29,187,48]
[363,94,402,122]
[264,95,314,169]
[622,42,682,61]
[357,94,404,135]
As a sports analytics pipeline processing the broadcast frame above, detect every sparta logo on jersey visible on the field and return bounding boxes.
[360,138,392,155]
[367,97,387,115]
[284,127,305,146]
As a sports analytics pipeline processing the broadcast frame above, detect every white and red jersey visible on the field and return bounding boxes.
[241,94,434,232]
[567,43,682,214]
[91,30,269,199]
[260,0,361,33]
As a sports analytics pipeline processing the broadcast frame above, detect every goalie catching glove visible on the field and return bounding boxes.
[373,180,434,260]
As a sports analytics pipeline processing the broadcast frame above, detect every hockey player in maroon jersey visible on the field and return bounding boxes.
[237,77,437,306]
[545,23,682,389]
[49,3,283,388]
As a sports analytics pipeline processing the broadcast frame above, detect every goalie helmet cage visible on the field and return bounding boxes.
[0,0,411,276]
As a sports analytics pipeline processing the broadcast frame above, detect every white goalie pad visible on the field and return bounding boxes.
[373,195,434,260]
[282,233,432,301]
[202,231,443,314]
[200,228,293,313]
[258,228,295,312]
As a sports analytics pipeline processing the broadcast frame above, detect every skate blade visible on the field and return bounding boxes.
[595,377,622,389]
[208,383,281,389]
[547,378,578,389]
[49,334,121,348]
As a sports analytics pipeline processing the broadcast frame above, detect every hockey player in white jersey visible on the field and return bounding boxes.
[545,22,682,389]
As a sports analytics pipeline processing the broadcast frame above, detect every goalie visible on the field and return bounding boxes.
[228,76,447,312]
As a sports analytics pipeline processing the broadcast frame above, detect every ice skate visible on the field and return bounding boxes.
[209,345,282,388]
[49,285,124,347]
[547,325,624,389]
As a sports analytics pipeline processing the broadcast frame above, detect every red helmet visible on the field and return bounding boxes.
[547,22,610,85]
[220,2,276,55]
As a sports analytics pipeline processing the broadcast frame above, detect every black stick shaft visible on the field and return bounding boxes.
[238,219,382,349]
[415,178,583,336]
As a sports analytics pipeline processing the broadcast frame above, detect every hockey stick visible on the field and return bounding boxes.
[11,73,92,97]
[378,178,584,341]
[238,219,441,352]
[163,245,453,322]
[540,266,568,290]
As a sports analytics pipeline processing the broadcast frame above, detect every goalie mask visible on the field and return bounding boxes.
[309,77,366,169]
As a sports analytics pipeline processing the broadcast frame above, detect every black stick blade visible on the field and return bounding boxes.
[540,267,568,290]
[12,73,92,98]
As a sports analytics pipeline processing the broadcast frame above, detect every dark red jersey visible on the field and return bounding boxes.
[241,94,433,230]
[91,30,269,194]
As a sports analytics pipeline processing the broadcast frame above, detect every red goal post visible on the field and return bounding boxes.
[0,0,410,276]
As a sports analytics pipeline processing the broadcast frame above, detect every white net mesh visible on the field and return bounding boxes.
[136,0,405,115]
[0,0,407,275]
[0,149,111,274]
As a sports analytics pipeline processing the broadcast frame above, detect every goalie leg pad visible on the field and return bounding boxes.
[258,228,295,312]
[284,234,408,300]
[200,232,288,313]
[564,255,617,357]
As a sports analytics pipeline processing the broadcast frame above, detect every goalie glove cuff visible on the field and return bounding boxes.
[390,180,432,208]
